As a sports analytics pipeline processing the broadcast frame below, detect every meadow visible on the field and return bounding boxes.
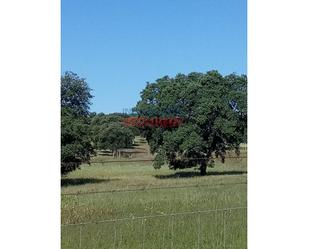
[61,139,247,249]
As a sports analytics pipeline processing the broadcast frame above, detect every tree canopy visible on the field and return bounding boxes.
[90,113,136,157]
[61,71,93,117]
[61,70,246,175]
[61,72,94,175]
[135,70,247,175]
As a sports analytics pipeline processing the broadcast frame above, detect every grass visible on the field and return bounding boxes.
[61,139,247,249]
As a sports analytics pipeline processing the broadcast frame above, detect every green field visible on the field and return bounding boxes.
[61,140,247,249]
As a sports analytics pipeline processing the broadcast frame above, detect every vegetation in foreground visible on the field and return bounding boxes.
[61,140,247,249]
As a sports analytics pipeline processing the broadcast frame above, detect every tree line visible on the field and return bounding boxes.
[61,70,247,175]
[61,72,136,174]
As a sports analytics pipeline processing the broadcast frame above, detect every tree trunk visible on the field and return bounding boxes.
[200,160,208,176]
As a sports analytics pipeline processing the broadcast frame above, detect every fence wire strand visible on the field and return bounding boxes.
[88,156,247,164]
[62,207,247,249]
[62,181,247,196]
[61,206,246,227]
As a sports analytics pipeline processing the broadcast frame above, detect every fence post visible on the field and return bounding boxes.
[113,221,117,249]
[197,211,201,249]
[170,215,174,249]
[223,210,226,249]
[79,226,82,249]
[141,219,145,249]
[162,221,165,248]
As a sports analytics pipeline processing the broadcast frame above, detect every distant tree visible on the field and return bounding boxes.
[135,70,247,175]
[90,113,123,126]
[61,109,94,174]
[90,113,140,152]
[61,71,93,116]
[61,72,94,175]
[93,122,134,157]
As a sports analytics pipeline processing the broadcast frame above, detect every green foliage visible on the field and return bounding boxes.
[135,70,247,174]
[61,71,93,117]
[90,113,135,155]
[61,72,94,175]
[62,160,247,249]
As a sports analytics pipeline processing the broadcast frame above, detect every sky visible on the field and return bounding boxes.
[62,0,247,114]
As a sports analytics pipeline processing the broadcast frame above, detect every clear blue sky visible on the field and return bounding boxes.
[62,0,247,114]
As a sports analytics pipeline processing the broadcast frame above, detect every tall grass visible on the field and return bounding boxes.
[61,156,247,249]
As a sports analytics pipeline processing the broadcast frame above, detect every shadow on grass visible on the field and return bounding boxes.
[61,178,112,187]
[154,170,247,179]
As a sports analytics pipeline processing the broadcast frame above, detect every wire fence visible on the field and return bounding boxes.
[89,156,247,164]
[62,181,247,196]
[62,206,246,227]
[61,206,247,249]
[62,156,247,248]
[61,153,247,164]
